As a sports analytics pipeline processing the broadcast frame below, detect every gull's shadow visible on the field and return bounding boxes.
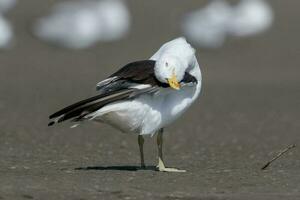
[74,165,157,171]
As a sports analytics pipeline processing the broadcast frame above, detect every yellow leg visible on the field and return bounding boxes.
[138,135,145,168]
[156,129,186,172]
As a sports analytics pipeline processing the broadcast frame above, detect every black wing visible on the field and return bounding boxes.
[48,60,197,126]
[96,60,168,93]
[48,87,156,126]
[181,72,198,85]
[96,60,197,92]
[49,60,161,126]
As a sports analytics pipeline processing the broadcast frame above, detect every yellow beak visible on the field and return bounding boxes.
[167,71,180,90]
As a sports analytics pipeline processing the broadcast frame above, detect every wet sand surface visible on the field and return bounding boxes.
[0,0,300,199]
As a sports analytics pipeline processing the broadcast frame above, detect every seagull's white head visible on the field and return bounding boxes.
[154,54,187,90]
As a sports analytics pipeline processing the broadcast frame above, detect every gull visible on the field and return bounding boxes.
[48,37,202,172]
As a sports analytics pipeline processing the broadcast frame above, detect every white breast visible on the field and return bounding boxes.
[91,80,200,136]
[93,94,162,135]
[91,38,202,135]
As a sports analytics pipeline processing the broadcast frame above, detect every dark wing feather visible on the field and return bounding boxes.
[181,72,198,84]
[49,60,197,127]
[48,87,157,126]
[101,59,196,89]
[109,60,156,81]
[49,91,119,119]
[56,89,135,123]
[96,60,168,93]
[48,60,164,126]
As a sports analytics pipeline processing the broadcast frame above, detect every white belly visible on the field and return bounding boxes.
[91,85,199,135]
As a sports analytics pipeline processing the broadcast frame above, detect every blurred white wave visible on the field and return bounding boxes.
[33,0,131,49]
[0,0,17,13]
[0,0,16,49]
[182,0,274,48]
[182,0,232,48]
[228,0,273,37]
[0,15,12,48]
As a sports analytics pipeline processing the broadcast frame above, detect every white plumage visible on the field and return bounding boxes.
[49,38,201,172]
[90,38,202,135]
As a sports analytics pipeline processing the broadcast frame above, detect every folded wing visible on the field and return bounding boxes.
[48,60,161,126]
[48,60,198,126]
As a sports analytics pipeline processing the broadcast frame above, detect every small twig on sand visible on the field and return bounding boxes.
[261,144,296,170]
